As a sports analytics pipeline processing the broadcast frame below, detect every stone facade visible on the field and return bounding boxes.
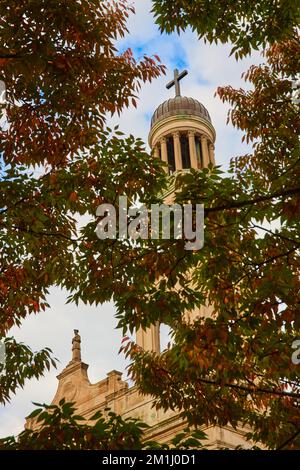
[26,331,250,448]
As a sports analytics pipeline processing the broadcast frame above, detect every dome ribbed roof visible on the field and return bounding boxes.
[151,96,211,128]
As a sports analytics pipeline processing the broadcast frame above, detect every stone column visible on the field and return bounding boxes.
[173,132,182,171]
[188,131,198,170]
[153,146,159,158]
[201,135,210,168]
[209,142,216,165]
[136,323,160,354]
[160,137,168,173]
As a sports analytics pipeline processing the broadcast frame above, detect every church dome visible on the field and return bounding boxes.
[151,96,211,128]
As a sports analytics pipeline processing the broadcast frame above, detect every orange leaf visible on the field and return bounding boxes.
[69,191,78,202]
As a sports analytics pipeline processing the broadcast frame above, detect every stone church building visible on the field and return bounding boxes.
[26,70,249,449]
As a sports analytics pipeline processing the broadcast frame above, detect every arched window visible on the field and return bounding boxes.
[167,136,175,173]
[180,133,191,169]
[195,135,203,168]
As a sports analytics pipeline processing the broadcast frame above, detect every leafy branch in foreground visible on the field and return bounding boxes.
[0,400,207,450]
[0,337,57,405]
[119,37,300,450]
[0,0,165,402]
[151,0,299,57]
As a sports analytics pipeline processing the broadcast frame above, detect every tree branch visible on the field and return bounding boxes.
[0,53,21,59]
[198,377,300,399]
[251,223,300,246]
[277,427,300,450]
[10,225,79,243]
[205,186,300,215]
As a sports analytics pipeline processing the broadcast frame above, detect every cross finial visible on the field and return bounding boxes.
[166,68,188,97]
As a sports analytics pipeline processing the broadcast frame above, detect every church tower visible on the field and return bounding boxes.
[150,69,216,175]
[136,69,216,354]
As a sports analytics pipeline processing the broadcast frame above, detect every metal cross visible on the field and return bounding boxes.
[166,68,188,97]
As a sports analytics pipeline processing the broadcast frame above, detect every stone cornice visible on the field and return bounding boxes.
[149,114,216,147]
[56,361,89,380]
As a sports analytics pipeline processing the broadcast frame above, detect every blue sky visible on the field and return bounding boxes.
[0,1,262,437]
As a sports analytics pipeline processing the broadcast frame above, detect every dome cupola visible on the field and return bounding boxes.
[151,96,212,129]
[148,69,216,174]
